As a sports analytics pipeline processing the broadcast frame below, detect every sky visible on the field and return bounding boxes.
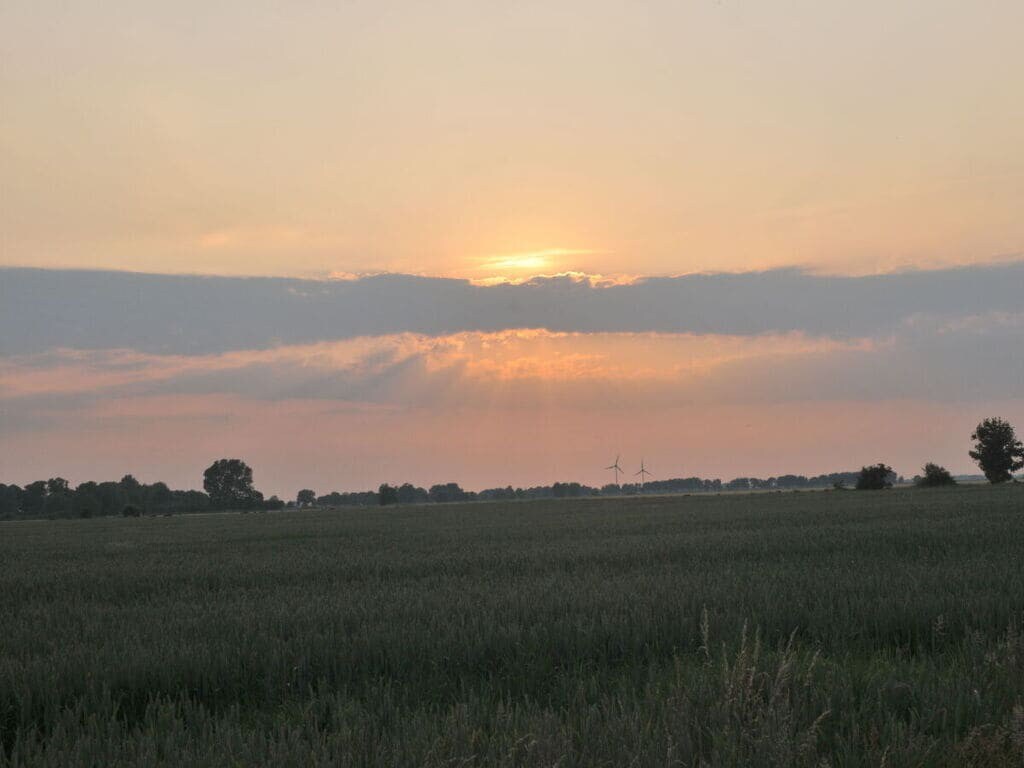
[1,1,1023,495]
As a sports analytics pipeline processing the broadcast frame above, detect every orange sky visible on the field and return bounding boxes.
[2,0,1023,280]
[2,318,1022,492]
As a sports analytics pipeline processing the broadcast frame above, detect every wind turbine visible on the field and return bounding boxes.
[635,459,652,493]
[605,455,623,486]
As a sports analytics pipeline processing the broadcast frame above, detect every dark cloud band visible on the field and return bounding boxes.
[2,262,1022,356]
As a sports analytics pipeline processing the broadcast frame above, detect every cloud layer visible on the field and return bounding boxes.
[3,262,1023,355]
[2,264,1022,492]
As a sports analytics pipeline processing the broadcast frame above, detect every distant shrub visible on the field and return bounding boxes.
[855,464,895,490]
[916,463,956,487]
[121,504,141,518]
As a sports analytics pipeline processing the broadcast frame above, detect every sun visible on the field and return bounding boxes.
[483,253,553,272]
[475,248,595,277]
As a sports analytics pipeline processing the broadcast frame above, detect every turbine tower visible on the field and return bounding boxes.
[605,454,623,486]
[635,459,652,493]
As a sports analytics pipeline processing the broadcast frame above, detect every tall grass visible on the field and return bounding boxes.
[2,485,1023,765]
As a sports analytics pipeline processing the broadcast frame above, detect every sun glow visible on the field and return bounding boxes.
[477,248,596,274]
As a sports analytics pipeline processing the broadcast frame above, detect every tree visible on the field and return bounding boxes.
[916,463,956,487]
[73,481,101,519]
[95,482,126,517]
[119,474,141,491]
[296,489,316,507]
[378,483,399,506]
[396,483,428,504]
[855,464,895,490]
[969,417,1024,484]
[43,479,72,517]
[145,481,173,514]
[428,483,469,503]
[203,459,260,508]
[0,484,23,519]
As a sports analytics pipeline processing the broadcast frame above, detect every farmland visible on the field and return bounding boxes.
[2,485,1024,766]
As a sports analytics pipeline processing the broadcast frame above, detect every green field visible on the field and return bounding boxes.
[2,486,1024,766]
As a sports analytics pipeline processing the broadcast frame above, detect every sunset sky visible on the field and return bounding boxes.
[2,1,1023,495]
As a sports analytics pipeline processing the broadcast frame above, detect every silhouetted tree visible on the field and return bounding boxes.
[296,489,316,507]
[73,482,101,518]
[203,459,260,508]
[144,481,173,513]
[969,417,1024,484]
[916,463,956,487]
[378,483,399,506]
[0,484,23,519]
[120,474,141,491]
[96,482,126,516]
[396,483,428,504]
[855,464,895,490]
[264,495,284,510]
[21,481,46,515]
[177,490,210,513]
[43,478,72,517]
[428,483,469,503]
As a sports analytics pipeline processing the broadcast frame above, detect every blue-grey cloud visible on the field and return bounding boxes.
[2,262,1023,356]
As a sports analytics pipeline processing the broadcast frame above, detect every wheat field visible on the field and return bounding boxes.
[2,485,1024,766]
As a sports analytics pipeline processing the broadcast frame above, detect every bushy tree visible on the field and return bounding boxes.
[969,417,1024,484]
[43,479,73,517]
[0,484,23,519]
[395,483,428,504]
[145,481,173,514]
[378,483,399,506]
[96,482,126,516]
[855,464,895,490]
[203,459,261,509]
[296,489,316,507]
[428,483,469,503]
[72,482,101,518]
[916,463,956,487]
[119,474,141,492]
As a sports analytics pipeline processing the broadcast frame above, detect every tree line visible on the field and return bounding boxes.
[361,473,868,509]
[0,459,285,521]
[2,417,1021,520]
